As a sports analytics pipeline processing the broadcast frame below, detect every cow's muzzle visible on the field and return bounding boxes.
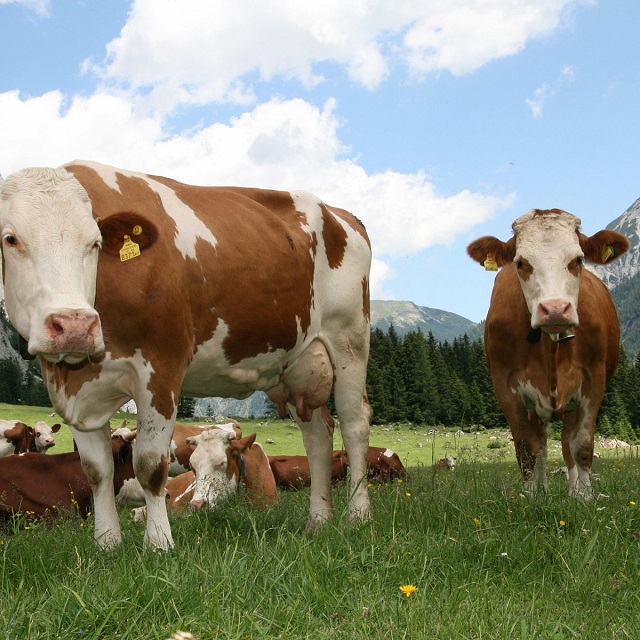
[35,310,105,364]
[535,298,577,333]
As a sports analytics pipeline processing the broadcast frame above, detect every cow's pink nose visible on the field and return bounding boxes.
[190,499,205,510]
[537,299,573,325]
[44,311,101,349]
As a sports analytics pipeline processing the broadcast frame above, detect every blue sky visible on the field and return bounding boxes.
[1,0,639,322]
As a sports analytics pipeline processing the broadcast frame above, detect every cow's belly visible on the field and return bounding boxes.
[182,346,284,398]
[512,377,583,423]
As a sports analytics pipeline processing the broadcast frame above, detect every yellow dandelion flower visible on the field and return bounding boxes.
[473,517,480,525]
[405,492,411,497]
[397,479,404,485]
[559,520,566,527]
[630,501,636,506]
[399,584,418,597]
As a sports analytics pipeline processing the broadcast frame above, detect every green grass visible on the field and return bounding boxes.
[2,446,640,638]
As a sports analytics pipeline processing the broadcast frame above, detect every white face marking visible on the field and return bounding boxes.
[0,167,103,358]
[188,430,238,508]
[512,211,583,330]
[33,421,56,451]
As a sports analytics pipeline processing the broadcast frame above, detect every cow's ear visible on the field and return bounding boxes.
[186,435,202,446]
[98,213,159,258]
[231,433,257,454]
[51,423,62,433]
[467,236,516,269]
[579,230,630,265]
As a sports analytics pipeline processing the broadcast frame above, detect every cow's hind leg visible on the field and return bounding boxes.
[70,425,121,549]
[561,409,594,499]
[332,345,372,524]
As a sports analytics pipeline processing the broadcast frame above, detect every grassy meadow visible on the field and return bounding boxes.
[2,404,640,638]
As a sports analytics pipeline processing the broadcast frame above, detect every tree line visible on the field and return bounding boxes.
[366,325,640,443]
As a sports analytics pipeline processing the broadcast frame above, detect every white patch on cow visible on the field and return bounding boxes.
[184,317,283,396]
[172,478,197,505]
[116,477,146,508]
[383,448,394,458]
[512,210,582,329]
[77,161,218,259]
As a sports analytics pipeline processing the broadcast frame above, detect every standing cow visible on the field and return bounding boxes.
[467,209,629,497]
[0,161,372,550]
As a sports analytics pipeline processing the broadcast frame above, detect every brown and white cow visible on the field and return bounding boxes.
[112,421,242,476]
[363,446,407,481]
[467,209,629,497]
[133,429,277,519]
[435,456,456,470]
[0,419,62,456]
[0,435,135,520]
[269,450,348,490]
[0,161,372,549]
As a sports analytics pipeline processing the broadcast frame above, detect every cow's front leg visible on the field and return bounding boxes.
[507,406,549,494]
[71,425,121,549]
[134,410,174,550]
[562,409,594,499]
[295,404,334,531]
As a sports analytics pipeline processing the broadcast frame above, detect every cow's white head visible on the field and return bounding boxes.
[186,429,256,510]
[467,209,630,334]
[31,421,61,452]
[0,167,104,364]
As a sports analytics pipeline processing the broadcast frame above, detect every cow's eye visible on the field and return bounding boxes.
[568,257,583,271]
[4,235,18,247]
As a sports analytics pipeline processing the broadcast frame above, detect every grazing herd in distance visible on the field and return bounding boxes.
[0,160,632,552]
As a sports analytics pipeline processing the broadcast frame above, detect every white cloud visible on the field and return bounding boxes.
[89,0,592,115]
[526,64,577,117]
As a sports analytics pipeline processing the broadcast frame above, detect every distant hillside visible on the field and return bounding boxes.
[370,300,481,342]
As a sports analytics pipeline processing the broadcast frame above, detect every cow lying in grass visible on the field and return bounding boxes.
[0,436,135,521]
[132,428,278,520]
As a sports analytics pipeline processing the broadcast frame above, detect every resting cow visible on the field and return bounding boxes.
[269,451,348,490]
[0,436,135,520]
[467,208,629,497]
[133,429,277,520]
[0,161,372,549]
[112,421,242,476]
[363,446,407,481]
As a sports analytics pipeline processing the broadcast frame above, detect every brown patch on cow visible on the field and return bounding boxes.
[41,358,103,404]
[328,205,370,248]
[362,277,370,320]
[320,203,348,269]
[135,452,169,497]
[98,212,159,257]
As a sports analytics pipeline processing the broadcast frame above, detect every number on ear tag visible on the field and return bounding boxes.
[119,235,141,262]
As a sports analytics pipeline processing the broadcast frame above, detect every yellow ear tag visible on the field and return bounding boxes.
[602,245,614,262]
[119,235,141,262]
[483,254,498,271]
